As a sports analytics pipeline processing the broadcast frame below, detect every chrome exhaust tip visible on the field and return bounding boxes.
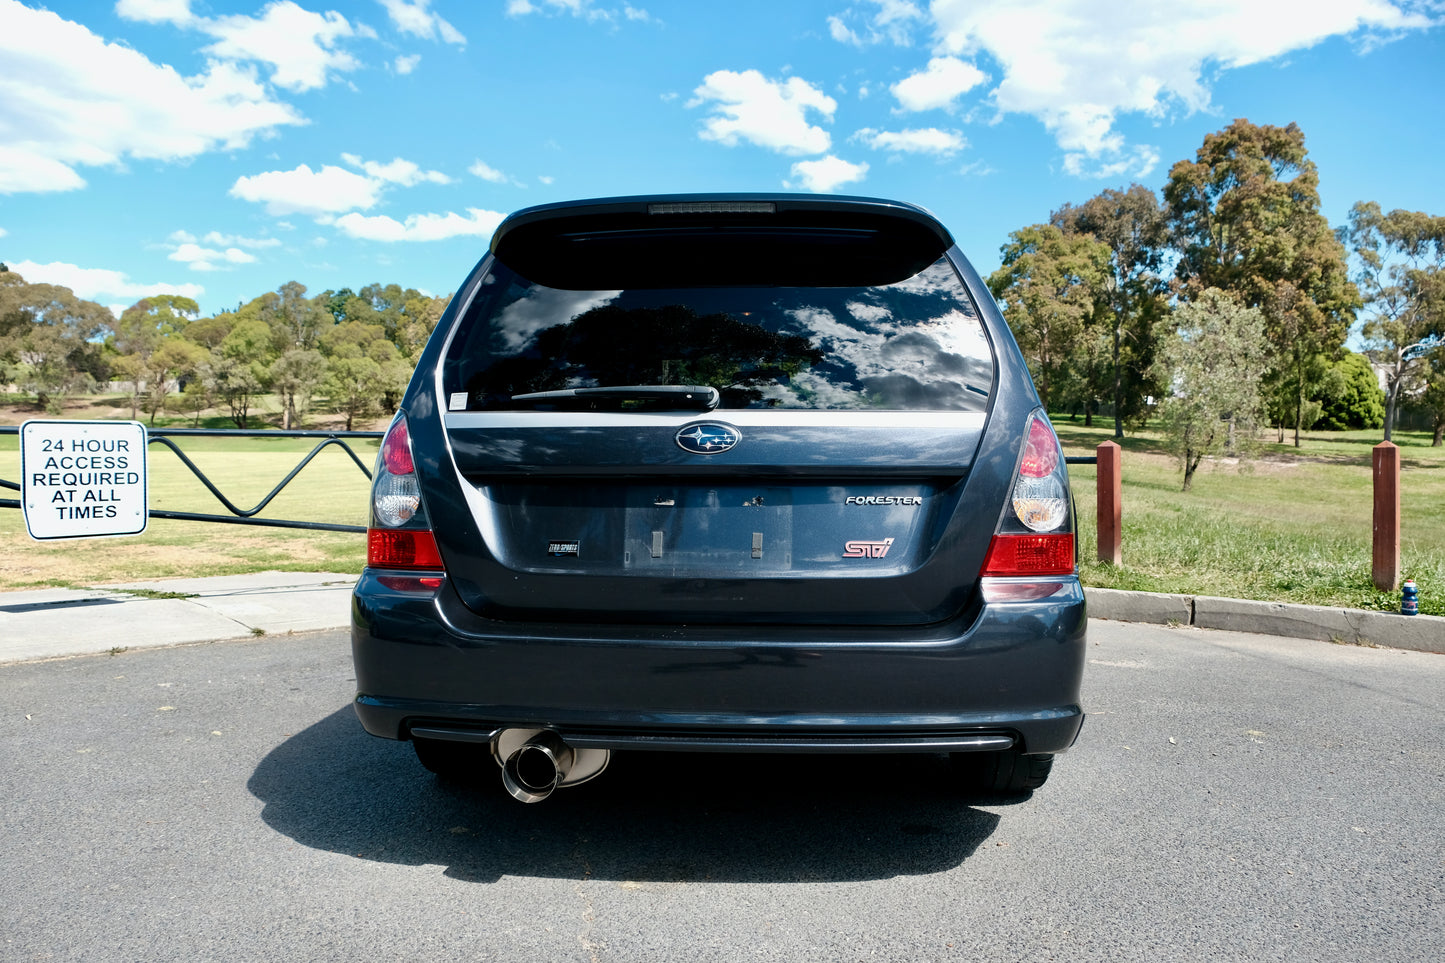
[495,729,610,803]
[501,731,574,803]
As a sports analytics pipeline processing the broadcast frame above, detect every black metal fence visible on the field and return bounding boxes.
[2,425,1097,535]
[0,427,383,534]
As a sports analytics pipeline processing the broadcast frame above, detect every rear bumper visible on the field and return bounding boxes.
[350,571,1087,755]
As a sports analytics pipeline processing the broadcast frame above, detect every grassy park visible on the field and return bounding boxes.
[1055,417,1445,616]
[2,399,1442,616]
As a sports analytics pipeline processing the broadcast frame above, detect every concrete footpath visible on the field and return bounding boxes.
[0,572,359,663]
[0,573,1440,664]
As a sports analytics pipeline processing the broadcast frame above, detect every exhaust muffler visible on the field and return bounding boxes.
[493,728,610,803]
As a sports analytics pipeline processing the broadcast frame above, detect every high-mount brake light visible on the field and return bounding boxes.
[648,201,776,215]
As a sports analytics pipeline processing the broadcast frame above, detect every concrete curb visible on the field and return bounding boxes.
[3,575,1439,664]
[1085,587,1444,655]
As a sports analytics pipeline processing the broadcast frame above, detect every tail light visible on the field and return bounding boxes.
[981,411,1075,581]
[367,414,444,573]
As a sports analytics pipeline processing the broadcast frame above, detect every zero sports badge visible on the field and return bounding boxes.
[842,537,895,559]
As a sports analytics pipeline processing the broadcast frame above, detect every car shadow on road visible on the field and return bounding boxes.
[249,707,1010,884]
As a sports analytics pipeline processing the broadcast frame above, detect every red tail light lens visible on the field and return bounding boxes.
[980,533,1076,577]
[368,529,444,569]
[1019,416,1060,478]
[381,416,415,476]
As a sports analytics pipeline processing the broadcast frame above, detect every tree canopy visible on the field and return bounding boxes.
[1164,119,1360,447]
[1339,201,1445,439]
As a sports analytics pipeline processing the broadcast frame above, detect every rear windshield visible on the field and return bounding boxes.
[441,254,994,411]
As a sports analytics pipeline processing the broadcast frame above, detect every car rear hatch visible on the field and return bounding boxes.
[425,196,1005,626]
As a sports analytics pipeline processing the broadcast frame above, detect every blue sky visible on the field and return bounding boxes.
[1,0,1443,318]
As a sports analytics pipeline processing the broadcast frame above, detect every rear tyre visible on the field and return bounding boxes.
[954,750,1054,795]
[412,737,489,784]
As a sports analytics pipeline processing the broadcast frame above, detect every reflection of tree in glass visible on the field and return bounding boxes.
[469,304,823,408]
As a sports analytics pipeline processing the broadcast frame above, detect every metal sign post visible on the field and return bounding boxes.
[20,420,149,540]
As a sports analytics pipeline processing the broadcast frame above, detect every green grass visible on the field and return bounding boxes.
[2,410,1443,617]
[1054,417,1445,616]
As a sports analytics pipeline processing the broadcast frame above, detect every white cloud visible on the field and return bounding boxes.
[393,53,421,74]
[855,126,967,155]
[116,0,367,91]
[378,0,465,45]
[341,153,452,186]
[926,0,1439,175]
[230,163,384,216]
[201,231,281,249]
[785,155,869,193]
[0,226,8,238]
[890,56,987,112]
[9,259,203,302]
[231,154,453,217]
[202,1,359,92]
[828,16,861,45]
[115,0,195,25]
[335,208,506,242]
[691,70,837,155]
[1062,144,1161,180]
[538,175,555,185]
[469,160,514,184]
[827,1,925,46]
[168,242,257,271]
[507,0,652,23]
[0,4,305,195]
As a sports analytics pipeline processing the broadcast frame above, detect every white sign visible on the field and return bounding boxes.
[21,420,148,540]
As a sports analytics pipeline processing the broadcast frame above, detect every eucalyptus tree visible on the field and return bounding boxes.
[1338,201,1445,440]
[987,224,1112,412]
[1052,184,1170,436]
[1154,289,1270,492]
[208,318,273,428]
[0,271,112,412]
[1421,347,1445,446]
[112,294,202,422]
[1165,120,1358,446]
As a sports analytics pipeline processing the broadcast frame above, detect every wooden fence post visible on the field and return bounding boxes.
[1097,440,1122,565]
[1373,441,1400,592]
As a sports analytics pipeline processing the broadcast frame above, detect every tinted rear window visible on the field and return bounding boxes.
[442,254,994,411]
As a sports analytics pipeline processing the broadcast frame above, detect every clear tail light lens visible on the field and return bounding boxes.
[375,471,420,528]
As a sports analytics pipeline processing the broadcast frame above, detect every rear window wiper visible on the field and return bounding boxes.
[510,385,720,411]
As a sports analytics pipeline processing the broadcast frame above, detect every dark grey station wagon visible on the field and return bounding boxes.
[352,194,1085,803]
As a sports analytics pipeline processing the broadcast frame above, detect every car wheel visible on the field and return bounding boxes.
[954,750,1054,795]
[412,736,489,784]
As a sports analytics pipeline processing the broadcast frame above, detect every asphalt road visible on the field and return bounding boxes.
[2,622,1441,963]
